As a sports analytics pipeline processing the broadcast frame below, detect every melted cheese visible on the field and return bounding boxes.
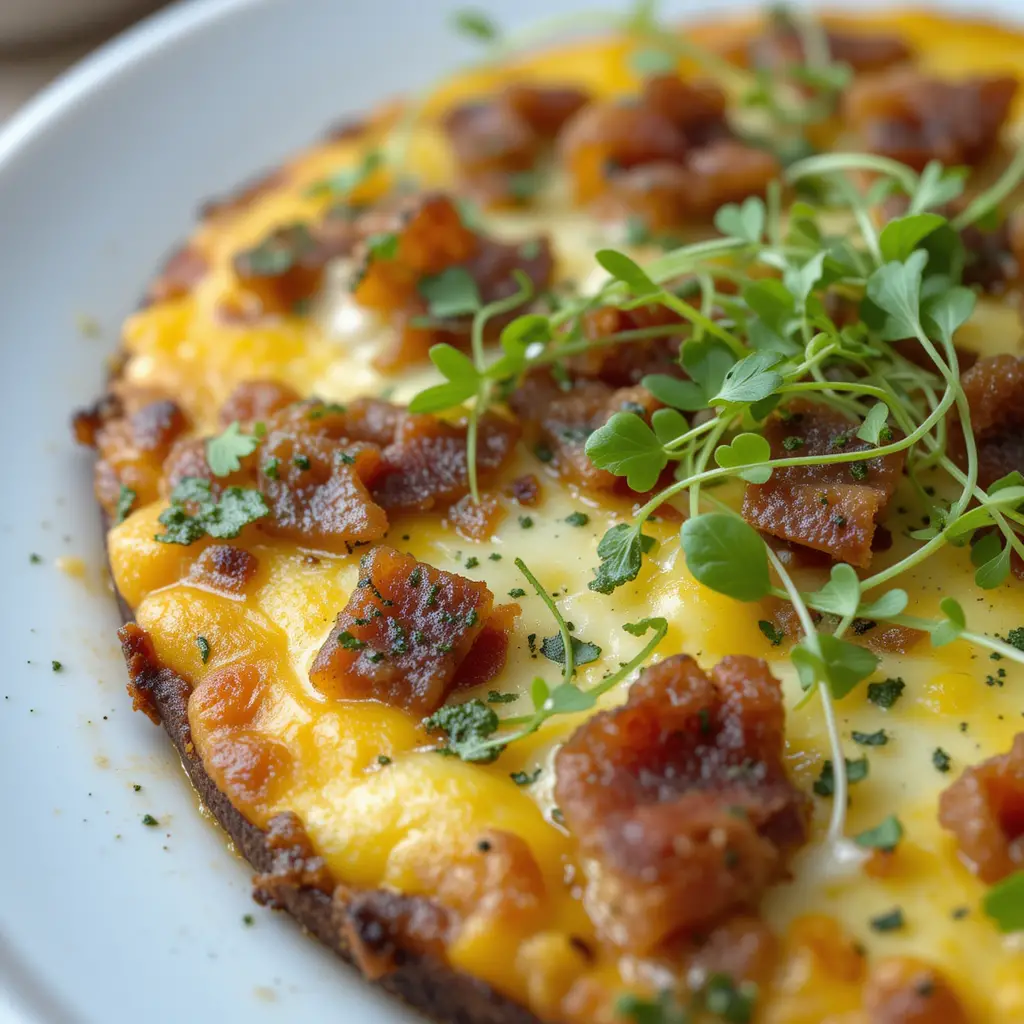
[106,10,1024,1022]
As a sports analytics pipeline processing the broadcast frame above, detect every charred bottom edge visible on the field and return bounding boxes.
[115,600,541,1024]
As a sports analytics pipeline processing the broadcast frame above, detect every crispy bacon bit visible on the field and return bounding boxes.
[864,957,968,1024]
[447,492,507,541]
[145,244,209,306]
[554,654,809,952]
[953,354,1024,489]
[451,602,519,692]
[353,193,554,370]
[233,222,328,315]
[506,474,542,507]
[373,410,520,512]
[743,400,905,567]
[309,547,495,715]
[257,432,388,551]
[559,75,777,228]
[187,545,259,595]
[252,811,334,908]
[748,24,911,76]
[338,888,452,979]
[573,303,685,386]
[938,733,1024,883]
[219,379,301,426]
[87,398,190,518]
[511,373,661,493]
[844,71,1018,170]
[445,83,589,207]
[117,622,191,729]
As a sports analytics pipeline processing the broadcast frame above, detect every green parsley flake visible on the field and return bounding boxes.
[867,677,905,709]
[758,619,785,646]
[509,587,527,598]
[565,511,590,527]
[870,907,905,932]
[155,478,269,546]
[115,484,137,524]
[51,660,63,673]
[510,768,542,786]
[540,634,602,669]
[983,870,1024,932]
[814,757,868,797]
[855,815,903,852]
[338,630,367,651]
[424,699,502,763]
[206,421,262,477]
[932,747,952,773]
[852,729,888,746]
[196,636,211,664]
[141,814,159,827]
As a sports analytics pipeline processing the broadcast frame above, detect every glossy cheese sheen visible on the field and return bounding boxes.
[105,9,1024,1022]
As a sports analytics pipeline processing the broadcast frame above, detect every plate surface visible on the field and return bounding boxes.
[0,0,1021,1021]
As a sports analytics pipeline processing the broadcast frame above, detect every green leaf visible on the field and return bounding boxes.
[622,616,666,638]
[407,381,476,414]
[540,634,602,669]
[783,251,826,311]
[206,421,262,477]
[155,478,270,546]
[530,677,550,712]
[909,161,966,214]
[923,286,976,348]
[651,407,688,445]
[878,213,946,263]
[855,815,904,852]
[615,991,689,1024]
[758,619,785,646]
[366,231,399,261]
[682,338,736,400]
[418,266,482,318]
[867,677,905,709]
[743,278,795,332]
[931,596,966,647]
[450,8,499,41]
[990,471,1024,494]
[983,871,1024,933]
[585,412,668,492]
[866,250,928,341]
[114,484,137,525]
[792,634,879,699]
[857,588,908,619]
[589,523,656,595]
[629,47,677,75]
[808,563,861,618]
[713,196,766,244]
[711,351,783,406]
[423,699,502,763]
[971,531,1003,568]
[681,513,770,602]
[856,402,892,446]
[814,756,869,797]
[490,314,550,378]
[545,683,597,714]
[975,542,1011,590]
[702,973,757,1024]
[306,149,383,199]
[714,432,773,484]
[595,249,660,298]
[429,342,480,383]
[641,373,707,412]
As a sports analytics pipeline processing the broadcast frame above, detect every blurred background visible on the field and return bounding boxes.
[0,0,167,121]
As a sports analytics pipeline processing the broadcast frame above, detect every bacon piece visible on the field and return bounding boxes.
[505,474,541,507]
[952,354,1024,489]
[451,602,519,692]
[864,957,968,1024]
[256,432,387,551]
[252,810,334,907]
[844,71,1018,170]
[232,222,328,315]
[444,83,588,207]
[447,492,507,541]
[219,379,301,426]
[187,544,259,595]
[938,733,1024,883]
[86,398,190,518]
[743,400,905,567]
[309,547,495,715]
[510,373,661,493]
[559,75,776,228]
[145,244,209,306]
[351,193,554,370]
[554,654,809,952]
[338,888,452,979]
[748,25,910,75]
[572,304,685,386]
[373,410,520,512]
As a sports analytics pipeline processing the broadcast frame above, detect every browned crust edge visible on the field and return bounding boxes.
[110,588,543,1024]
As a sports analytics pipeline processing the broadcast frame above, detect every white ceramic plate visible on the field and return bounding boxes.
[0,1,1021,1021]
